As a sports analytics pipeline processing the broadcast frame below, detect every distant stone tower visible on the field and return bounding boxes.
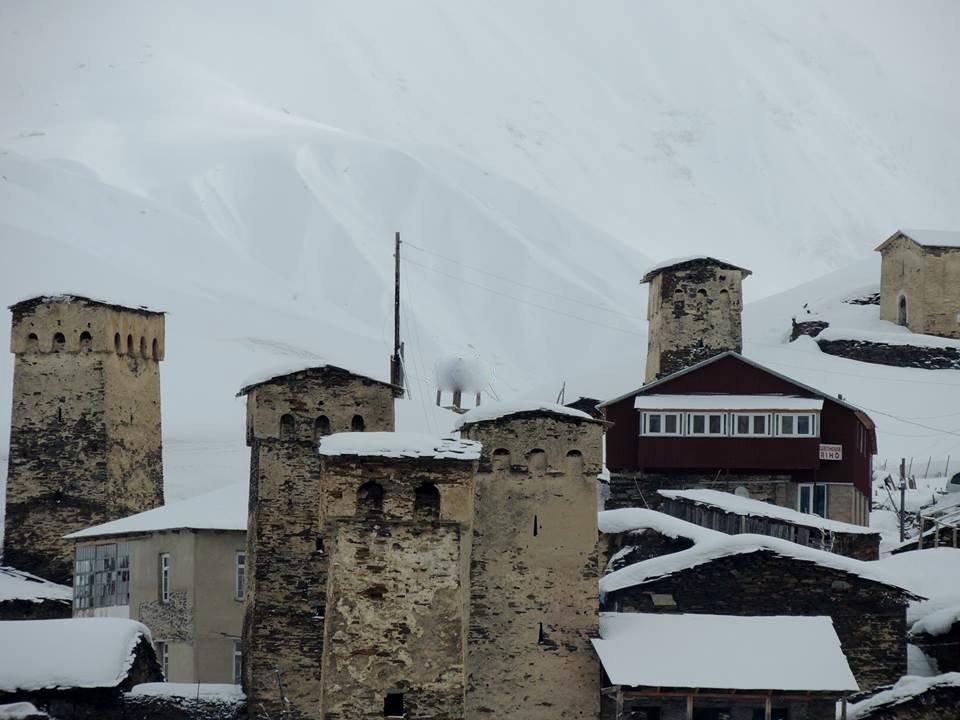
[238,365,399,720]
[458,405,604,720]
[4,295,165,582]
[643,257,751,382]
[316,433,480,719]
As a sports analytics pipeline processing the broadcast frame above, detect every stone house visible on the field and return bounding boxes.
[593,612,858,720]
[64,483,247,685]
[0,566,71,620]
[875,229,960,339]
[658,488,881,560]
[599,524,921,690]
[642,256,751,383]
[4,295,165,583]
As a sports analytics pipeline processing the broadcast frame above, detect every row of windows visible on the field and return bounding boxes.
[640,412,819,438]
[280,413,365,440]
[491,448,583,470]
[74,543,130,610]
[24,331,161,358]
[357,480,441,517]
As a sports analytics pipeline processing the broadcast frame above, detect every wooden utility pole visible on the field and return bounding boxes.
[390,232,405,394]
[899,458,907,543]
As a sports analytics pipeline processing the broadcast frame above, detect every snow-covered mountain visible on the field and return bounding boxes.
[2,1,960,502]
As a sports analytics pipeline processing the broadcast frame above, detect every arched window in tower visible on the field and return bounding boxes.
[898,295,908,326]
[114,333,122,353]
[279,414,296,440]
[719,288,730,306]
[52,332,66,351]
[351,414,366,432]
[314,416,331,441]
[140,336,147,357]
[565,449,584,475]
[152,338,159,360]
[26,333,39,351]
[79,331,92,351]
[696,288,708,301]
[126,335,134,355]
[492,448,511,470]
[357,480,384,514]
[414,482,440,518]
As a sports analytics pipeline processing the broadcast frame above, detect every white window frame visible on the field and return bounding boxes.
[731,413,772,437]
[160,552,171,604]
[797,483,828,518]
[776,413,818,437]
[641,412,684,436]
[155,640,169,680]
[687,412,726,437]
[235,551,246,601]
[233,640,242,685]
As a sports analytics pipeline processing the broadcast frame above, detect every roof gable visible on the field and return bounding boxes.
[237,363,400,396]
[875,229,960,253]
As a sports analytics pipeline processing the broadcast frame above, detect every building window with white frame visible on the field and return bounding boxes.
[798,483,827,517]
[235,550,246,601]
[643,412,683,436]
[777,413,817,437]
[159,552,171,604]
[155,640,169,679]
[688,413,725,436]
[233,640,243,684]
[732,413,770,436]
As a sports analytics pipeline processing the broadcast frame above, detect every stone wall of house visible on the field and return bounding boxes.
[607,550,909,690]
[5,297,164,583]
[852,684,960,720]
[599,530,695,573]
[645,261,746,382]
[911,624,960,674]
[606,472,794,512]
[316,453,476,720]
[460,413,603,720]
[241,368,395,720]
[0,598,71,621]
[879,237,960,339]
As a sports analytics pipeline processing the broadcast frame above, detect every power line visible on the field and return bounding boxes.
[403,240,645,321]
[401,256,644,337]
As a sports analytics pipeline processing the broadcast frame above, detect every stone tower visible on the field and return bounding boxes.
[4,295,165,583]
[643,257,751,382]
[316,433,480,719]
[458,404,604,720]
[238,365,399,720]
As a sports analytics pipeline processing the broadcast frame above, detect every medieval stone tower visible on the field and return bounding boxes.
[238,365,399,720]
[316,433,480,719]
[643,257,751,382]
[4,295,165,582]
[458,406,604,720]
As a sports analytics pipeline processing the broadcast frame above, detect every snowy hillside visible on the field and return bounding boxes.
[2,2,960,503]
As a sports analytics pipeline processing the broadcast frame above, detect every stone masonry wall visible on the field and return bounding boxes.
[645,261,745,382]
[852,683,960,720]
[461,413,603,720]
[607,550,910,690]
[5,298,164,582]
[241,368,395,720]
[879,237,960,339]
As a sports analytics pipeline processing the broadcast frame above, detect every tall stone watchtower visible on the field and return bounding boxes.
[238,365,400,720]
[316,432,480,719]
[4,295,165,582]
[458,403,605,720]
[643,257,751,382]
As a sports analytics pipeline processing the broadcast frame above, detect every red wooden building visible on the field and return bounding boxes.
[599,352,876,525]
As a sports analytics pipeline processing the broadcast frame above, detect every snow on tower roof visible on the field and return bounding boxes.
[592,612,858,692]
[65,483,247,540]
[0,618,153,692]
[640,255,752,283]
[599,526,919,596]
[318,432,481,461]
[237,362,397,396]
[659,489,879,535]
[876,229,960,251]
[0,567,72,605]
[8,293,164,316]
[453,400,600,430]
[597,507,722,543]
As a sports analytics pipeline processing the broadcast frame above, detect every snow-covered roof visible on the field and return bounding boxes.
[592,613,858,692]
[910,603,960,637]
[0,703,45,719]
[65,483,246,540]
[659,489,879,535]
[236,362,396,396]
[599,528,918,595]
[8,293,164,316]
[640,256,752,283]
[128,683,245,701]
[0,567,72,604]
[453,400,598,430]
[598,508,722,544]
[318,432,481,461]
[848,673,960,719]
[633,394,823,411]
[876,229,960,251]
[0,618,152,692]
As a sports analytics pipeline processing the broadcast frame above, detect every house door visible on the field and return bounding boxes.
[898,296,908,326]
